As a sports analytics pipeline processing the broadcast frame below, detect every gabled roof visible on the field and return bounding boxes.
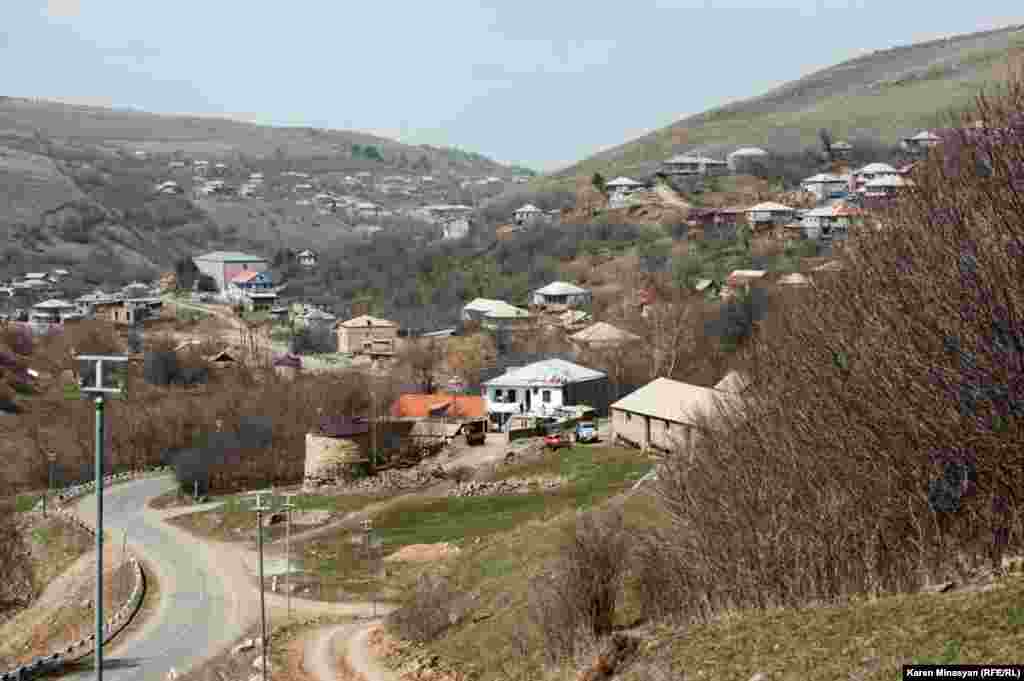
[714,370,752,393]
[856,162,897,175]
[727,270,767,283]
[390,393,486,419]
[777,273,812,286]
[910,130,940,141]
[535,281,589,296]
[296,249,317,257]
[610,377,740,425]
[830,141,853,149]
[32,299,75,309]
[865,174,912,188]
[605,176,643,187]
[570,321,641,345]
[272,353,303,369]
[338,314,397,328]
[317,416,369,438]
[206,350,236,363]
[483,358,605,387]
[230,270,267,284]
[747,202,793,213]
[729,147,768,156]
[515,203,542,213]
[464,298,529,318]
[801,173,844,183]
[195,251,268,263]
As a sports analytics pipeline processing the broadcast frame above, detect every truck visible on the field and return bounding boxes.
[463,418,487,446]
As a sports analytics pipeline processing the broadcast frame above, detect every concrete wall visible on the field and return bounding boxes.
[611,408,695,453]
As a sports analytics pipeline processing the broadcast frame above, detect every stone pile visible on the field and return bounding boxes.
[447,476,564,498]
[334,465,448,494]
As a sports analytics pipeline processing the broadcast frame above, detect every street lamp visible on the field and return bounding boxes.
[281,493,296,619]
[75,353,129,681]
[249,492,271,681]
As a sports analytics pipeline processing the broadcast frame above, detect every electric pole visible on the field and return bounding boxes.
[281,493,296,619]
[75,354,129,681]
[250,492,270,681]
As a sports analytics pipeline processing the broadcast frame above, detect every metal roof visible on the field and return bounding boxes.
[195,251,268,263]
[570,322,640,344]
[605,176,643,187]
[611,377,739,425]
[338,314,397,328]
[515,203,542,212]
[483,358,605,387]
[535,281,589,296]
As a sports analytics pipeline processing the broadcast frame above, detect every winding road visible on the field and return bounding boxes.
[66,475,392,681]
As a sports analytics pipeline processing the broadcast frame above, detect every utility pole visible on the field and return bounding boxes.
[370,387,377,470]
[362,518,376,618]
[76,354,129,681]
[250,492,270,681]
[44,450,56,519]
[281,493,296,619]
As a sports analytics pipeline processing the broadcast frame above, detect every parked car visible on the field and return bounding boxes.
[574,420,597,443]
[544,432,571,450]
[463,418,487,446]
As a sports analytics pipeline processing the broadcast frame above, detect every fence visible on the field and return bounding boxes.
[0,466,171,681]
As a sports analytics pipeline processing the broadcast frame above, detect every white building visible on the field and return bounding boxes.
[604,177,645,208]
[800,173,848,200]
[297,249,318,268]
[482,358,607,428]
[532,281,592,307]
[513,204,544,226]
[727,147,769,172]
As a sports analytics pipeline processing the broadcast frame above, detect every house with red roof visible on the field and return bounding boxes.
[390,393,486,420]
[227,270,274,302]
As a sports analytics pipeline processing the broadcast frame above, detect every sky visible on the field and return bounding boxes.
[1,1,1023,172]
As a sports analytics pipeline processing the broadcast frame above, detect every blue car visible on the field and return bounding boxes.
[574,421,597,443]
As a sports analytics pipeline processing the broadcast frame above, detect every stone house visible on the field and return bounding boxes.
[336,314,399,356]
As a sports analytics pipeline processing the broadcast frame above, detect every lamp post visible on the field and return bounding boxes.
[75,354,129,681]
[281,493,296,619]
[249,492,271,681]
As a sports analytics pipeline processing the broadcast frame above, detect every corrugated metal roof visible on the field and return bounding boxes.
[483,358,605,386]
[535,281,589,296]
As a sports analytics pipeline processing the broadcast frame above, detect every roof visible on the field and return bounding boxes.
[535,281,589,296]
[856,162,897,175]
[390,393,486,419]
[610,377,741,425]
[464,298,529,318]
[605,176,643,187]
[230,270,264,284]
[714,370,752,393]
[195,251,268,263]
[777,273,812,286]
[272,353,303,369]
[483,358,606,387]
[727,270,767,283]
[802,173,844,183]
[206,350,236,363]
[317,416,369,438]
[729,147,768,156]
[570,321,641,345]
[24,273,48,279]
[910,130,940,141]
[297,249,316,257]
[338,314,397,328]
[747,202,793,213]
[813,260,843,272]
[831,141,853,149]
[515,203,542,213]
[32,299,75,309]
[865,175,911,188]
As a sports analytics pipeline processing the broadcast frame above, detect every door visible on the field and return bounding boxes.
[525,389,532,413]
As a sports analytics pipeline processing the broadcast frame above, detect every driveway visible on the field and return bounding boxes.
[66,476,388,681]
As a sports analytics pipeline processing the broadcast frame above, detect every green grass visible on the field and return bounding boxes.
[15,494,41,512]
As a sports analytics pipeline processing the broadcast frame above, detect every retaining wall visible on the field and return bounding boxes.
[1,466,171,681]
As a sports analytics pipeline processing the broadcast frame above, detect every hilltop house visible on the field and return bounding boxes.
[336,314,399,356]
[296,250,318,268]
[513,204,544,226]
[901,130,942,154]
[532,281,592,307]
[194,251,269,293]
[605,177,645,208]
[610,375,745,453]
[482,358,609,430]
[227,270,274,302]
[662,154,729,176]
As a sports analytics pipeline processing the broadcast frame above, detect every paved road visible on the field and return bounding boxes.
[67,476,251,681]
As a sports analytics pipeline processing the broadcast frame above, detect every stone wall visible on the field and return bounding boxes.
[303,433,363,489]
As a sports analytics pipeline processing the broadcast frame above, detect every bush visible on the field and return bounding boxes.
[387,573,457,643]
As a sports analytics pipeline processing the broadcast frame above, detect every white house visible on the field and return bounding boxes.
[297,249,318,268]
[605,177,644,208]
[861,174,914,198]
[727,147,769,171]
[853,162,899,188]
[513,204,544,226]
[662,155,729,176]
[901,130,942,153]
[800,173,848,200]
[482,358,607,429]
[532,281,592,307]
[746,201,795,227]
[461,298,530,329]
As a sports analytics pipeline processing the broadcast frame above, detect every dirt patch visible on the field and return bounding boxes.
[384,544,461,564]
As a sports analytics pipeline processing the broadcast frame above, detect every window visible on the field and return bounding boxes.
[507,390,517,402]
[494,389,503,399]
[542,390,551,403]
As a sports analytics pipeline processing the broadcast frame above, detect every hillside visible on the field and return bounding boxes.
[541,23,1024,186]
[0,98,537,288]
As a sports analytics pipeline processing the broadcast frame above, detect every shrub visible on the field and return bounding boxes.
[387,573,457,643]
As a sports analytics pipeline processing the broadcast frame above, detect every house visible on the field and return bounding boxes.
[605,177,645,208]
[296,250,318,268]
[688,207,747,232]
[194,251,270,293]
[800,173,848,200]
[482,358,609,430]
[852,162,899,188]
[610,376,743,453]
[513,204,544,226]
[662,155,729,176]
[227,270,274,301]
[111,298,162,325]
[532,281,592,308]
[830,141,853,159]
[860,174,914,198]
[244,291,279,312]
[462,298,530,326]
[443,219,471,240]
[569,322,641,350]
[901,130,942,154]
[299,307,337,327]
[29,299,76,327]
[801,201,866,239]
[156,180,182,195]
[336,315,399,356]
[726,147,769,171]
[746,202,795,228]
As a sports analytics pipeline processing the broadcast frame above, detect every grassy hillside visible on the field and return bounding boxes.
[542,23,1024,187]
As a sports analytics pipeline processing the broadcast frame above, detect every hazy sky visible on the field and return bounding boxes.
[2,1,1022,171]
